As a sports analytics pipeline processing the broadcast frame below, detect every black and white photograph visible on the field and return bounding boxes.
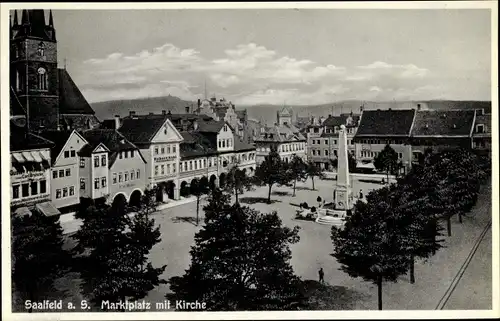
[1,1,498,319]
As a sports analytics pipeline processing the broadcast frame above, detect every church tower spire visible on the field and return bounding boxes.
[49,10,54,27]
[13,10,19,26]
[21,9,29,24]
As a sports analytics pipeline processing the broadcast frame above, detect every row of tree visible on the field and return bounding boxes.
[12,190,167,311]
[331,148,488,310]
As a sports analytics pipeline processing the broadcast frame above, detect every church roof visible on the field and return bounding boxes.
[10,123,54,152]
[10,87,26,116]
[58,69,95,115]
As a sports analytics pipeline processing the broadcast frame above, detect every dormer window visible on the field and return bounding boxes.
[476,124,485,133]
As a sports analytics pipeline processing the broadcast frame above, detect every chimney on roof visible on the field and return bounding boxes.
[417,103,421,111]
[388,108,392,111]
[162,110,166,115]
[185,106,190,114]
[129,111,136,117]
[114,115,121,129]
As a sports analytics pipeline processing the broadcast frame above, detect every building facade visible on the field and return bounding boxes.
[254,107,307,164]
[306,112,360,169]
[39,130,87,211]
[10,120,57,216]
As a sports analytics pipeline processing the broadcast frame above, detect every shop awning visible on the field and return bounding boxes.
[356,161,375,169]
[36,202,61,217]
[22,151,35,162]
[12,152,26,163]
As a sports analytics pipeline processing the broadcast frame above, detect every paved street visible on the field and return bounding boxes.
[44,177,492,312]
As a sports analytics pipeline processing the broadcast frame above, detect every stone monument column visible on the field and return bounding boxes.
[334,125,352,211]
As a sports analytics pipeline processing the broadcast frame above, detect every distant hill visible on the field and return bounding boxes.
[91,96,491,125]
[91,95,196,120]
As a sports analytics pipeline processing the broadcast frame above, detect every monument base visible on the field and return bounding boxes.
[315,207,350,227]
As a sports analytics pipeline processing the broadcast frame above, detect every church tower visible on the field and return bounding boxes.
[277,105,292,126]
[10,10,59,129]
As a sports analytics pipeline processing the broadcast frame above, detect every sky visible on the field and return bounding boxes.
[24,9,492,104]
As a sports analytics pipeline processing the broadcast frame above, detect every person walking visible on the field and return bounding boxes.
[318,267,325,284]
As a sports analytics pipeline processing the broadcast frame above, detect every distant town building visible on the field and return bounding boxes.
[254,106,307,164]
[306,110,361,170]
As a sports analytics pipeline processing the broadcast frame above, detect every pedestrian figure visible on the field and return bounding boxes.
[318,267,325,284]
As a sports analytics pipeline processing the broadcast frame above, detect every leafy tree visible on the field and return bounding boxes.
[374,144,399,183]
[421,149,484,236]
[12,210,70,312]
[73,189,166,308]
[305,161,325,190]
[169,188,305,310]
[254,147,292,203]
[393,169,445,284]
[191,179,209,226]
[288,155,308,196]
[223,164,254,204]
[331,186,409,310]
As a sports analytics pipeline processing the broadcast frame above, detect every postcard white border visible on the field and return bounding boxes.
[1,1,498,320]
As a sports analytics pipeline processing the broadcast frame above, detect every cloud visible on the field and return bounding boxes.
[75,42,435,104]
[357,61,429,79]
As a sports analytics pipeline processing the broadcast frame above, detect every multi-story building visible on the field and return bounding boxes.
[409,109,476,164]
[472,108,492,154]
[10,9,99,131]
[307,112,361,169]
[254,107,307,164]
[10,119,57,216]
[196,96,248,138]
[39,129,87,212]
[106,111,184,203]
[353,108,416,173]
[79,129,148,207]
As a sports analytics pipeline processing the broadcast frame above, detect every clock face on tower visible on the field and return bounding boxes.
[37,67,46,75]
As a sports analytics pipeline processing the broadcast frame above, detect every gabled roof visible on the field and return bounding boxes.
[10,123,54,152]
[255,123,306,143]
[58,69,95,115]
[473,113,491,135]
[323,114,360,128]
[197,120,230,133]
[356,109,416,137]
[179,131,217,159]
[117,114,168,143]
[80,129,137,155]
[411,110,475,137]
[38,130,78,162]
[278,106,292,116]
